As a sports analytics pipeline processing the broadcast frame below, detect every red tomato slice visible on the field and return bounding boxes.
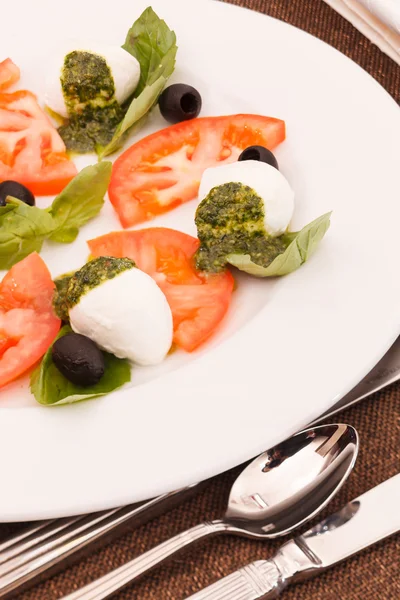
[88,228,234,352]
[0,59,20,91]
[0,61,77,195]
[0,253,61,388]
[109,114,286,227]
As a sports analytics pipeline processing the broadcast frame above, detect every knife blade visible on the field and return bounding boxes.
[186,474,400,600]
[317,335,400,422]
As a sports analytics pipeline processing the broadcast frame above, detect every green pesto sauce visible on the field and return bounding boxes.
[66,257,136,309]
[53,273,74,322]
[195,182,286,273]
[58,51,124,153]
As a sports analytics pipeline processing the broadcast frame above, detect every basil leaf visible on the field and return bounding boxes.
[0,164,112,270]
[0,198,55,270]
[123,7,177,96]
[49,162,112,243]
[98,77,166,158]
[227,212,331,277]
[30,325,132,406]
[100,8,177,158]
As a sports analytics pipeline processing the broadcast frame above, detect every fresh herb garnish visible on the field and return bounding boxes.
[0,200,55,270]
[98,7,178,158]
[49,162,112,243]
[0,163,111,270]
[122,7,178,96]
[227,212,332,277]
[30,325,132,406]
[98,78,167,158]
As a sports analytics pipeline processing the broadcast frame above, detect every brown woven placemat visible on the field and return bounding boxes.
[5,1,400,598]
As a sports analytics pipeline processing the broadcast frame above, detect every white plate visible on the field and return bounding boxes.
[0,0,399,521]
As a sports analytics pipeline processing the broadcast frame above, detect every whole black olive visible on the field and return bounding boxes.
[238,146,279,170]
[0,180,35,207]
[158,84,202,124]
[52,333,105,387]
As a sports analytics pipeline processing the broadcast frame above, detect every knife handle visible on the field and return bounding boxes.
[186,560,286,600]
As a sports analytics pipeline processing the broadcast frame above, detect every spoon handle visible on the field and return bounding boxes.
[61,520,228,600]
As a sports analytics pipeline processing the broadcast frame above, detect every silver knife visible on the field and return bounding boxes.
[318,335,400,421]
[186,474,400,600]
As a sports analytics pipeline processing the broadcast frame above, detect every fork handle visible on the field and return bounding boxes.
[62,520,228,600]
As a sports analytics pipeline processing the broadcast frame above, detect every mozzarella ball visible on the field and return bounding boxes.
[198,160,294,236]
[69,268,173,367]
[45,45,141,119]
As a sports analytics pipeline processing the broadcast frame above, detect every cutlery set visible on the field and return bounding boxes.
[0,337,399,599]
[187,474,400,600]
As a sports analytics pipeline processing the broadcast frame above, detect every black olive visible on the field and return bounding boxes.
[0,180,35,207]
[158,84,202,124]
[52,333,105,387]
[238,146,279,170]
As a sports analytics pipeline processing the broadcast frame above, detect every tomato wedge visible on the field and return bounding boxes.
[109,114,286,227]
[88,228,234,352]
[0,59,77,195]
[0,253,61,388]
[0,59,20,90]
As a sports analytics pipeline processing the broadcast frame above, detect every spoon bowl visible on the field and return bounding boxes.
[225,423,358,537]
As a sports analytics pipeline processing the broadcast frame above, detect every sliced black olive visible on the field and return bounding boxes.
[0,181,35,207]
[238,146,279,170]
[158,84,202,124]
[52,333,105,387]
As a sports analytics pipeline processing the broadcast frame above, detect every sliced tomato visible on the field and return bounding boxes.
[0,60,77,196]
[88,228,234,352]
[0,59,20,91]
[0,253,61,388]
[109,114,286,227]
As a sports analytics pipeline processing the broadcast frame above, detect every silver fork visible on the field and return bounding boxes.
[0,336,399,599]
[0,485,205,599]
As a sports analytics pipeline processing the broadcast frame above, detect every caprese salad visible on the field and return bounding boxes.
[0,7,331,406]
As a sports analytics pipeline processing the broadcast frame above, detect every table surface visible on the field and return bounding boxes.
[3,1,400,598]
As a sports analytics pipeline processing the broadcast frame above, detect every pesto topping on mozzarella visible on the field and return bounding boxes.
[66,257,136,308]
[61,51,117,111]
[58,51,124,153]
[195,182,286,273]
[53,273,73,321]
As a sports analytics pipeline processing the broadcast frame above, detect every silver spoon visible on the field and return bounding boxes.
[62,423,358,600]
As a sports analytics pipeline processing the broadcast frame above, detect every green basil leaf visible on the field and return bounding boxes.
[99,8,177,158]
[0,198,55,270]
[30,325,132,406]
[98,77,166,158]
[0,164,113,269]
[122,7,177,96]
[227,212,331,277]
[48,162,112,243]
